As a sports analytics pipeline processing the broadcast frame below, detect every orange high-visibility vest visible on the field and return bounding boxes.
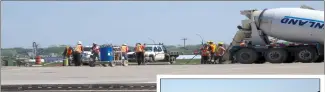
[135,45,143,52]
[209,44,216,53]
[201,47,209,56]
[74,45,83,54]
[121,46,128,53]
[66,46,73,56]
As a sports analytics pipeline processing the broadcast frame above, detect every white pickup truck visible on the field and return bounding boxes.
[127,43,180,64]
[81,46,93,65]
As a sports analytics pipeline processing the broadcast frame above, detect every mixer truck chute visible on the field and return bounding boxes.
[227,8,324,64]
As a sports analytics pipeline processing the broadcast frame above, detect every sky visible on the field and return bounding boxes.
[1,1,324,48]
[160,78,320,92]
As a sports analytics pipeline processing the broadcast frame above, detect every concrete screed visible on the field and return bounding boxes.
[1,63,324,85]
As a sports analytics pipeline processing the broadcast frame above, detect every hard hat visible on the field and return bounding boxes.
[218,42,224,44]
[77,41,82,45]
[123,44,127,46]
[93,42,97,45]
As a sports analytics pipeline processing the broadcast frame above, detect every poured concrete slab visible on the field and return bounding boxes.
[1,63,323,85]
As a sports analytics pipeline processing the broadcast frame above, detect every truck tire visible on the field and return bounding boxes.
[235,48,258,64]
[169,56,176,64]
[295,47,317,63]
[264,48,288,63]
[149,56,154,62]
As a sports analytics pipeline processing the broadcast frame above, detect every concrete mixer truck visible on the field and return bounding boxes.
[227,7,324,64]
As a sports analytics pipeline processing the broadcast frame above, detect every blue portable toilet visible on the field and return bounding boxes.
[100,47,114,62]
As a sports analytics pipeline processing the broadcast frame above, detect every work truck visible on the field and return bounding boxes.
[127,43,181,64]
[226,6,324,64]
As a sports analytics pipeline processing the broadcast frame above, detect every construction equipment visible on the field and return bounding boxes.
[226,6,324,64]
[99,45,128,67]
[127,43,181,64]
[81,46,93,65]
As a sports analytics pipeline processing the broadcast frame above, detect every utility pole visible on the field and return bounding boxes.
[181,38,188,49]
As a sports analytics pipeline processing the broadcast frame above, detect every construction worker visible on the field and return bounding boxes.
[73,41,84,66]
[239,42,246,47]
[208,41,217,64]
[62,45,74,66]
[134,43,145,65]
[200,44,210,64]
[121,44,129,61]
[215,42,226,64]
[239,40,246,47]
[90,43,100,67]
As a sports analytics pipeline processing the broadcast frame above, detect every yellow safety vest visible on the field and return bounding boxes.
[215,46,219,53]
[210,44,217,53]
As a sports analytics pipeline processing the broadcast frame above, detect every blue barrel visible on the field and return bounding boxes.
[100,47,114,62]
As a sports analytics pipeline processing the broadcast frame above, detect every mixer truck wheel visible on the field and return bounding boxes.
[295,47,317,63]
[264,48,288,63]
[169,56,176,64]
[235,48,258,64]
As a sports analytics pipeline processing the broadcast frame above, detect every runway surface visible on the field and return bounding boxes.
[1,63,324,85]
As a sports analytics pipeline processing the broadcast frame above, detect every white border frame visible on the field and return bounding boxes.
[157,75,325,92]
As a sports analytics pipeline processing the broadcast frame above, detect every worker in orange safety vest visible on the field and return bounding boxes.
[73,41,84,66]
[208,41,217,64]
[62,45,74,66]
[134,43,145,65]
[215,42,226,64]
[200,44,210,64]
[121,44,129,61]
[239,40,246,47]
